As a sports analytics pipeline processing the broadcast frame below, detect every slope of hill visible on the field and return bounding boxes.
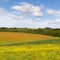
[0,32,60,60]
[0,32,59,44]
[0,32,59,45]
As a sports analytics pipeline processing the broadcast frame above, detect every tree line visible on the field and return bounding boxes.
[0,27,60,37]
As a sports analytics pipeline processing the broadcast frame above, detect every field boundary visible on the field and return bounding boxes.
[0,39,60,47]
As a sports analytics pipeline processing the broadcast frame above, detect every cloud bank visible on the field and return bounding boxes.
[0,2,60,28]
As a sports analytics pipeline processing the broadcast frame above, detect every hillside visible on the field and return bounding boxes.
[0,32,59,44]
[0,32,60,60]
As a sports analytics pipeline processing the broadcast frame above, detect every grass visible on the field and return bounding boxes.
[0,39,60,46]
[0,32,60,60]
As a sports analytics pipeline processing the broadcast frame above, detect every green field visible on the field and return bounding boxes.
[0,32,60,60]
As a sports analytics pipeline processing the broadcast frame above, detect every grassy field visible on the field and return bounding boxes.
[0,32,60,60]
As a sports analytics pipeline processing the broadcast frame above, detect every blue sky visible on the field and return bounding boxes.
[0,0,60,28]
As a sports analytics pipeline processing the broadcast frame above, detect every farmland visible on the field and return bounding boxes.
[0,32,60,60]
[0,32,58,44]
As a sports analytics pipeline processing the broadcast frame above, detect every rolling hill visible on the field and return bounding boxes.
[0,32,59,45]
[0,32,60,60]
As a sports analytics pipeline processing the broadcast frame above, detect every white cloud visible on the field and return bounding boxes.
[0,2,60,28]
[48,18,60,24]
[45,8,60,28]
[42,18,60,28]
[0,8,27,27]
[0,8,6,14]
[46,9,54,15]
[11,2,43,17]
[46,8,60,17]
[0,8,5,12]
[0,7,46,28]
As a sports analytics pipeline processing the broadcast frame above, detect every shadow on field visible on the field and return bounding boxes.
[0,39,60,46]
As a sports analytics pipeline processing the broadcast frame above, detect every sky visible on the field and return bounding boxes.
[0,0,60,28]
